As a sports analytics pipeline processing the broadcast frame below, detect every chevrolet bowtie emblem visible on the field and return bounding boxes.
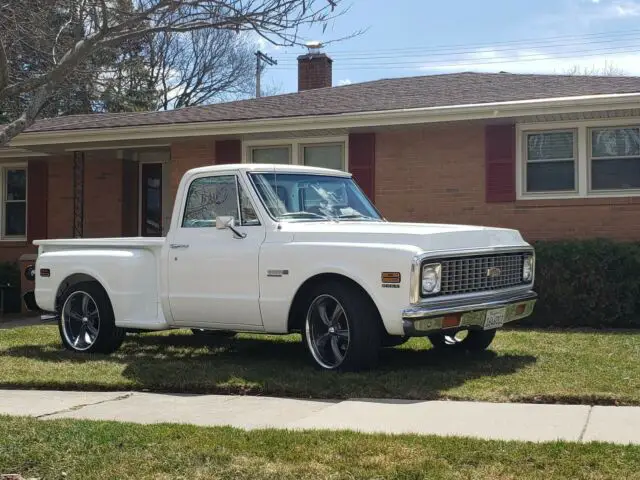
[486,267,502,278]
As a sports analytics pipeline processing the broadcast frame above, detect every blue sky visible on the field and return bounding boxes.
[256,0,640,94]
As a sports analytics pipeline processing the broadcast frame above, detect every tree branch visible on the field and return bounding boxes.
[0,32,103,101]
[0,39,8,92]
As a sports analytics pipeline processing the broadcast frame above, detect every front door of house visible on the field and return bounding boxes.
[140,163,163,237]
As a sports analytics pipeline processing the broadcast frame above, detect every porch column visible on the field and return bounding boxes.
[72,151,84,238]
[27,158,49,243]
[121,155,139,237]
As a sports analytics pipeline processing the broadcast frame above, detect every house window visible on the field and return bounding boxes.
[301,143,344,170]
[2,167,27,238]
[244,137,347,170]
[590,127,640,191]
[249,146,291,164]
[525,130,576,193]
[519,121,640,199]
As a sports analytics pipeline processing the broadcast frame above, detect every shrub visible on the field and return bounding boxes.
[0,261,22,314]
[0,261,20,288]
[518,239,640,329]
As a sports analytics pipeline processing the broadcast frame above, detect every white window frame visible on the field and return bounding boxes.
[521,129,578,196]
[242,136,349,171]
[0,162,28,241]
[136,150,171,236]
[517,118,640,200]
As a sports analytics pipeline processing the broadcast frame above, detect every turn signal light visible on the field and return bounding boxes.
[441,314,460,329]
[381,272,401,284]
[515,304,526,315]
[39,268,51,277]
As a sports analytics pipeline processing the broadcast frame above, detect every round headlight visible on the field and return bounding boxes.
[523,256,534,282]
[422,263,441,294]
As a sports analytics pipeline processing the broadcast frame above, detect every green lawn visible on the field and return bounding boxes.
[1,415,639,480]
[0,325,639,404]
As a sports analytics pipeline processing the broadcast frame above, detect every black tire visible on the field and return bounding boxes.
[190,329,236,338]
[428,329,496,351]
[58,281,125,354]
[302,281,381,372]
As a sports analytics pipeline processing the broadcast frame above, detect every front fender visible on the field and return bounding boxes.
[258,242,422,335]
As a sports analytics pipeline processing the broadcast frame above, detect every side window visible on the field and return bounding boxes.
[182,175,239,228]
[238,182,260,226]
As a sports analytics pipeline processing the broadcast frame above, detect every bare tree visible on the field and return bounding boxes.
[151,28,256,110]
[0,0,350,147]
[562,61,627,76]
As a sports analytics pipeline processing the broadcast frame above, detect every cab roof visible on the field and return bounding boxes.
[185,163,353,177]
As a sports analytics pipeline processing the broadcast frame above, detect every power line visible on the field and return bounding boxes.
[281,37,640,67]
[272,46,640,71]
[272,28,640,57]
[255,50,277,98]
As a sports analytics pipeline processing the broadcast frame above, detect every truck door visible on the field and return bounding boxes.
[166,173,266,328]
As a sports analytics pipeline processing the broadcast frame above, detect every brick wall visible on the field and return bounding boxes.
[297,54,332,91]
[48,155,74,239]
[83,152,123,238]
[169,139,216,202]
[375,123,640,242]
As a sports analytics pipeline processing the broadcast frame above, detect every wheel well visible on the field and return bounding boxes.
[287,273,383,333]
[55,273,105,312]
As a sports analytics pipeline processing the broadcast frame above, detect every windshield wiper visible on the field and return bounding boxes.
[278,211,333,220]
[337,213,379,221]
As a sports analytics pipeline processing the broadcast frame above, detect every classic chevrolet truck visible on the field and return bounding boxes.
[34,163,537,371]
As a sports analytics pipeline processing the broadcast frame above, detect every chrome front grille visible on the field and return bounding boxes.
[437,252,527,296]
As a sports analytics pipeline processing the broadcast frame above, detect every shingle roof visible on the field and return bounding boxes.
[25,72,640,133]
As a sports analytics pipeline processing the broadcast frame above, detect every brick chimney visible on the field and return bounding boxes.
[298,41,332,91]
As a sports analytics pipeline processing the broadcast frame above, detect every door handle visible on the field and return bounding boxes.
[169,243,190,249]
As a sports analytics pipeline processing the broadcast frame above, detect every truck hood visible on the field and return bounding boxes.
[282,221,528,252]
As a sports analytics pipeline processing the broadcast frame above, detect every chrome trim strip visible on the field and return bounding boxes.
[402,289,537,320]
[409,245,535,305]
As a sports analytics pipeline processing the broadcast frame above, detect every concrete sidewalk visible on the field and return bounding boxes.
[1,389,639,445]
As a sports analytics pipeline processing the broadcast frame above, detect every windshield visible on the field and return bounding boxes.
[248,172,383,222]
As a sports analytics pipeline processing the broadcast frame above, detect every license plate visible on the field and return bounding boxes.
[484,308,506,330]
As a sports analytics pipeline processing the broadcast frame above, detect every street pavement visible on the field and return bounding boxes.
[1,389,639,445]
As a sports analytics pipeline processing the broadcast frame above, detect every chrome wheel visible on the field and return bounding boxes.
[61,291,101,351]
[305,294,350,369]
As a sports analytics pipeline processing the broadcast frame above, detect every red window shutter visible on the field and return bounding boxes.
[215,139,241,164]
[348,133,376,201]
[27,159,49,242]
[485,124,516,203]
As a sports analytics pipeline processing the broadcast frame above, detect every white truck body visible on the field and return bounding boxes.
[34,163,537,371]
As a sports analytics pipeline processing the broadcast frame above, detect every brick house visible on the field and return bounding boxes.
[4,47,640,310]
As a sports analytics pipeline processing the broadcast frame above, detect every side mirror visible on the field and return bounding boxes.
[215,215,246,239]
[216,216,235,230]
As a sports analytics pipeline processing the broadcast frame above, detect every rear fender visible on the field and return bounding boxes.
[35,249,161,327]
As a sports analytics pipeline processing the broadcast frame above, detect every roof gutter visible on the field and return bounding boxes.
[9,92,640,148]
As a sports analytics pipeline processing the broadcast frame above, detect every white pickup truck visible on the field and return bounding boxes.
[34,163,537,371]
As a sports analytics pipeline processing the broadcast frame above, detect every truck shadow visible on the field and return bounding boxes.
[1,332,537,400]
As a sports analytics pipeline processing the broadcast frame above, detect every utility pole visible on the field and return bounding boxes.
[255,50,277,98]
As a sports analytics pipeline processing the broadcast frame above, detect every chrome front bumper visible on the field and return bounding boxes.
[401,289,537,336]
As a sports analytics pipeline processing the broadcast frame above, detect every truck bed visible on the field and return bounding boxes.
[34,237,166,249]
